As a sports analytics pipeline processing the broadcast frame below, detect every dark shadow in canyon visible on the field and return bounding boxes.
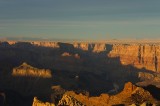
[0,41,158,105]
[144,85,160,100]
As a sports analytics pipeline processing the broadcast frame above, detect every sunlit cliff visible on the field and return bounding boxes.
[12,62,52,78]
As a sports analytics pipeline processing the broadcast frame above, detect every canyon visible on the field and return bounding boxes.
[0,41,160,105]
[2,41,160,72]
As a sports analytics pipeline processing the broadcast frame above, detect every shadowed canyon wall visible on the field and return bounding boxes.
[2,41,160,72]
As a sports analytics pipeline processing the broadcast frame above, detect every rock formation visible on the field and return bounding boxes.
[1,41,160,73]
[12,62,52,78]
[108,44,160,72]
[59,82,156,106]
[10,63,53,96]
[92,43,106,53]
[32,97,55,106]
[61,52,72,57]
[51,85,66,104]
[58,95,85,106]
[0,41,160,105]
[137,72,160,88]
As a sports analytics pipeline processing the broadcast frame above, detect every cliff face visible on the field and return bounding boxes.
[108,44,160,72]
[3,41,160,73]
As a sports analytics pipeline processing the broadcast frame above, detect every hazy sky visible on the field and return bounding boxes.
[0,0,160,40]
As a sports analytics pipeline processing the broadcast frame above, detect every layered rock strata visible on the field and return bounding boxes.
[12,62,52,78]
[1,41,160,72]
[108,44,160,73]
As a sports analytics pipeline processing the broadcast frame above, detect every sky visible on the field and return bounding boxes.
[0,0,160,40]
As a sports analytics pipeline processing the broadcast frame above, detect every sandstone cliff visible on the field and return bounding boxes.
[108,44,160,72]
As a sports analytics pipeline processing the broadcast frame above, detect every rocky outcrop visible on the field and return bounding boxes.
[92,43,106,53]
[12,62,52,78]
[73,43,93,51]
[51,85,66,104]
[58,95,85,106]
[61,52,72,57]
[31,41,59,48]
[60,82,156,106]
[108,44,160,72]
[61,52,80,59]
[32,97,55,106]
[109,82,155,105]
[136,72,160,88]
[63,91,110,106]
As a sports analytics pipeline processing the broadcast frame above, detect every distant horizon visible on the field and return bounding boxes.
[1,36,160,43]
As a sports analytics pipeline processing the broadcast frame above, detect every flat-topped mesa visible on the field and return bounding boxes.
[0,41,60,48]
[73,43,108,52]
[92,43,107,53]
[73,42,93,51]
[31,41,60,48]
[108,44,160,72]
[12,62,52,78]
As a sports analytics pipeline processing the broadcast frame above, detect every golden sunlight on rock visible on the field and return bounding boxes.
[108,44,160,72]
[60,82,156,106]
[12,62,52,78]
[32,97,55,106]
[93,43,106,53]
[61,52,72,57]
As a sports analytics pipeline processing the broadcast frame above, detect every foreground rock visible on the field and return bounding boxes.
[58,95,85,106]
[59,82,157,106]
[32,82,159,106]
[32,97,55,106]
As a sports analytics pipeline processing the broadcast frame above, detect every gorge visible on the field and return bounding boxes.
[0,41,160,106]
